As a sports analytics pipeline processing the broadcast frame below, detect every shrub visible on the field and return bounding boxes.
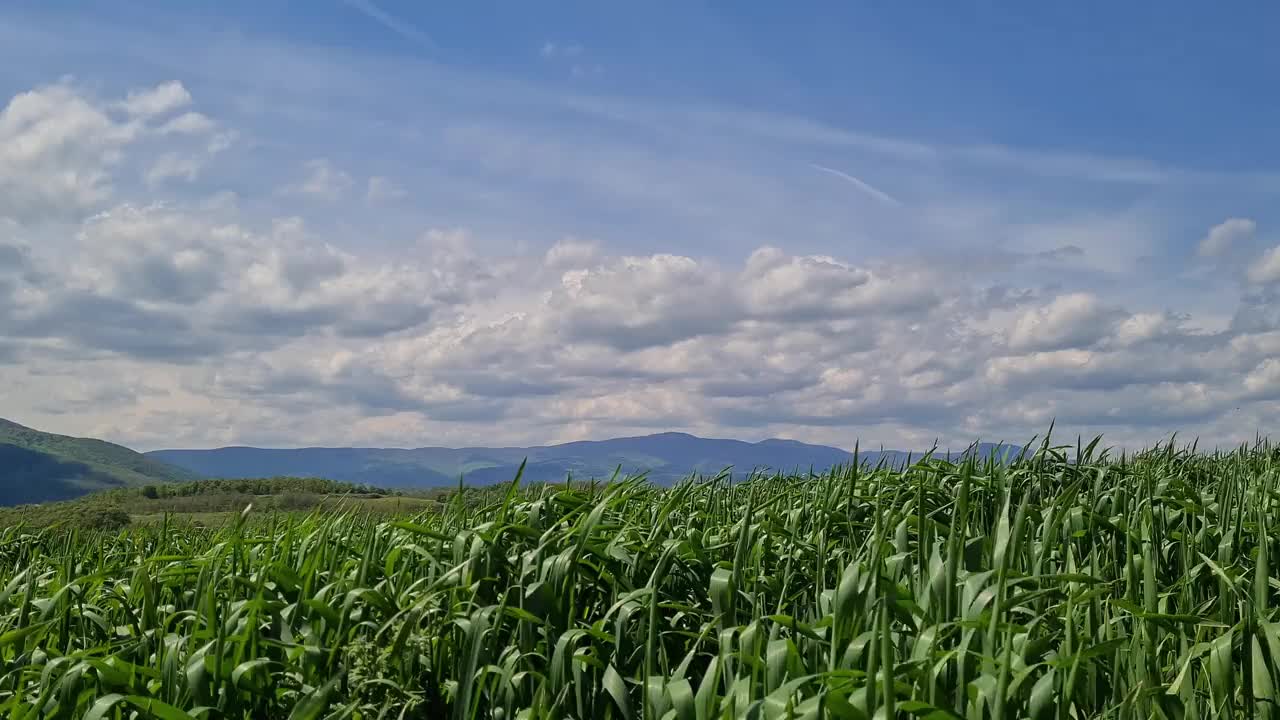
[78,507,131,531]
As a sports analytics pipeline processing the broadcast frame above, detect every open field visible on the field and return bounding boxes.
[126,496,441,529]
[0,478,447,531]
[0,438,1279,717]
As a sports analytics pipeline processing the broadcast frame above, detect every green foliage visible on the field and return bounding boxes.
[0,417,196,504]
[140,476,399,497]
[0,477,442,530]
[2,435,1280,717]
[78,506,132,531]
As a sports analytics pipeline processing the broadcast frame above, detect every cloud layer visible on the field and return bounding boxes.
[2,76,1280,453]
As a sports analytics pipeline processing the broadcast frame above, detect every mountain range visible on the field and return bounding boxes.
[148,433,1019,486]
[0,417,1021,505]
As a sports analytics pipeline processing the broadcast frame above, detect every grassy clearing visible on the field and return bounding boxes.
[126,498,440,529]
[0,436,1278,717]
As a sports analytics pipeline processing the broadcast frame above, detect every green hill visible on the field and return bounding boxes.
[0,418,199,504]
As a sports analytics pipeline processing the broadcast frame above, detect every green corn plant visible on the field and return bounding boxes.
[0,433,1278,717]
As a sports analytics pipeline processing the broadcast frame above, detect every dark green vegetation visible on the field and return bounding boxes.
[0,477,443,530]
[3,437,1280,717]
[148,431,1016,487]
[0,418,196,504]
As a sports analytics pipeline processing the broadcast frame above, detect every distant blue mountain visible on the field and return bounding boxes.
[147,432,1022,487]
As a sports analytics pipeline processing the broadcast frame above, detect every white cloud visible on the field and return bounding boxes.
[146,128,233,186]
[1007,293,1118,352]
[1248,246,1280,284]
[146,153,203,184]
[543,238,599,268]
[1198,217,1256,257]
[552,253,732,350]
[7,202,1273,449]
[289,159,353,200]
[1244,359,1280,398]
[1229,331,1280,360]
[1109,312,1187,348]
[0,83,138,220]
[984,348,1206,391]
[159,111,216,135]
[5,202,449,363]
[0,80,223,220]
[738,247,936,319]
[120,80,192,118]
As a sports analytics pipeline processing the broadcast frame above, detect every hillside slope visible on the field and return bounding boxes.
[0,418,199,504]
[150,432,1023,487]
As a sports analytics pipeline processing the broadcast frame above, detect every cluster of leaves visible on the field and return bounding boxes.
[1,437,1280,717]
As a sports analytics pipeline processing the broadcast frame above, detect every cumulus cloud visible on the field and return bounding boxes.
[146,153,205,185]
[1109,312,1192,348]
[1229,331,1280,361]
[1248,246,1280,285]
[984,349,1206,392]
[1244,359,1280,399]
[1007,293,1120,352]
[8,199,1272,449]
[739,247,937,320]
[985,383,1229,431]
[289,159,354,200]
[1198,217,1256,257]
[543,238,599,268]
[0,83,138,220]
[552,253,733,350]
[119,81,192,118]
[536,246,942,355]
[0,80,220,220]
[146,130,233,185]
[3,203,449,361]
[159,112,216,135]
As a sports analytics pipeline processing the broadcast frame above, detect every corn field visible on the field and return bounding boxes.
[2,436,1280,718]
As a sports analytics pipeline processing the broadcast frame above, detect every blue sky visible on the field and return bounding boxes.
[1,2,1278,451]
[30,0,1274,167]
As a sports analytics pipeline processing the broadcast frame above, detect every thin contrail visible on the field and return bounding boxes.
[341,0,437,50]
[809,163,902,207]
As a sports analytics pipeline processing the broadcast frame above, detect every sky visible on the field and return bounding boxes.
[1,2,1279,452]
